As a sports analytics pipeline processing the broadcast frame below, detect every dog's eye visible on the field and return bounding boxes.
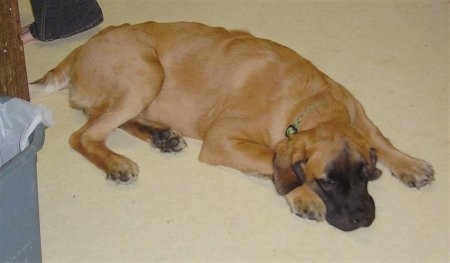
[316,177,339,194]
[319,178,336,186]
[316,178,337,194]
[324,179,336,185]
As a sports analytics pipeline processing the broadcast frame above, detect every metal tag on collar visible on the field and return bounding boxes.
[285,125,298,138]
[285,104,316,138]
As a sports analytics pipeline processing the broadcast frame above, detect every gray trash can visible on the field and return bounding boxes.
[0,97,44,263]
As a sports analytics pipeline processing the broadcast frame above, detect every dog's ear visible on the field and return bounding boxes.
[363,148,382,181]
[272,139,307,195]
[292,161,305,184]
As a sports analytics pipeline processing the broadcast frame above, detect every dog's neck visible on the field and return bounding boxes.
[284,96,352,139]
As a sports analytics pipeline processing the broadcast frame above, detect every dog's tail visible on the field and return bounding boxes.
[29,46,81,98]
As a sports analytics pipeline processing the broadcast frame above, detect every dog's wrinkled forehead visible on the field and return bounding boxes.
[325,148,364,185]
[321,144,379,186]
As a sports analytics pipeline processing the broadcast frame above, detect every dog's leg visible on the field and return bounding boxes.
[199,138,273,175]
[200,131,326,221]
[120,119,187,152]
[68,52,167,182]
[70,102,146,183]
[352,101,434,188]
[272,136,326,222]
[199,134,274,176]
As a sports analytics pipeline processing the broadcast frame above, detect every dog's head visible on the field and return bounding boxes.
[273,123,382,231]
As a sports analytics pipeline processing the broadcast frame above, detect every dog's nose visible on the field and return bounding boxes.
[350,209,374,227]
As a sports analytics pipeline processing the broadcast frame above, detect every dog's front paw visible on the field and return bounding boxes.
[285,185,326,222]
[106,156,139,183]
[151,128,187,153]
[392,158,435,189]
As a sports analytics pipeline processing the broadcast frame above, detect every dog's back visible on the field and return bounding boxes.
[130,22,323,139]
[34,21,325,140]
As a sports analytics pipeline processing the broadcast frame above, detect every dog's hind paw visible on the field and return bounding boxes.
[151,128,187,153]
[105,157,139,184]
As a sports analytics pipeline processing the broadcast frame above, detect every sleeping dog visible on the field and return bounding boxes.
[33,22,434,231]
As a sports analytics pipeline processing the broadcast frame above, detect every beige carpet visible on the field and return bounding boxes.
[19,0,448,262]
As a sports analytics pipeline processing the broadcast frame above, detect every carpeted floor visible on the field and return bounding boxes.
[19,0,448,262]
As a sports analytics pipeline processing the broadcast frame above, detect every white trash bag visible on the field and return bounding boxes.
[0,98,54,166]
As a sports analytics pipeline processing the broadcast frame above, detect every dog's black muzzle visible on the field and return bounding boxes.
[324,194,375,231]
[314,177,376,231]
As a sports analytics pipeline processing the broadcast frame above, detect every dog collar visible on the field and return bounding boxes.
[285,104,316,138]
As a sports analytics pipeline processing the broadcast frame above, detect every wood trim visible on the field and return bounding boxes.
[0,0,30,101]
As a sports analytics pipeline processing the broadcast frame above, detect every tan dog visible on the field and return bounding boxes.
[34,22,434,231]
